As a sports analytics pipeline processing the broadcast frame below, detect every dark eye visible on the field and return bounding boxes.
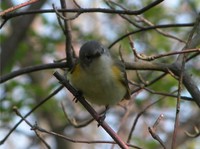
[85,55,92,61]
[101,48,105,54]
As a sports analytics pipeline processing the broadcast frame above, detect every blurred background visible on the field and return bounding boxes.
[1,0,200,149]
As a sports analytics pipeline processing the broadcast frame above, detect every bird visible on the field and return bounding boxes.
[68,40,130,106]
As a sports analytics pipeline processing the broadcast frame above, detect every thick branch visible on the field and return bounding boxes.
[125,61,170,71]
[173,13,200,108]
[126,61,200,107]
[0,62,67,83]
[169,64,200,107]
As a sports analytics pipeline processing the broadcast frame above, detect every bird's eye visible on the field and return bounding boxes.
[101,48,105,54]
[85,55,92,61]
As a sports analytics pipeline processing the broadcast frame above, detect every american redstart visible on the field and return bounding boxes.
[68,40,130,105]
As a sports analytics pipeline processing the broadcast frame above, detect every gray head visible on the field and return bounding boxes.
[79,40,110,67]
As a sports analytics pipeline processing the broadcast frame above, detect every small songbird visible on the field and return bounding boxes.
[68,40,130,105]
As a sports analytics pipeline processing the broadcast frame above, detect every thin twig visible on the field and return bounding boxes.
[130,72,167,94]
[61,102,95,128]
[127,99,161,143]
[0,19,7,29]
[136,15,186,43]
[185,126,200,138]
[8,108,143,149]
[109,23,194,49]
[0,0,39,17]
[171,55,185,149]
[53,4,81,21]
[148,115,166,149]
[147,48,200,61]
[52,4,66,33]
[177,13,200,62]
[186,51,200,61]
[59,0,74,70]
[2,0,163,19]
[13,107,51,149]
[143,87,193,102]
[72,0,81,8]
[152,114,164,129]
[129,38,199,61]
[106,0,144,29]
[171,12,197,143]
[0,85,64,145]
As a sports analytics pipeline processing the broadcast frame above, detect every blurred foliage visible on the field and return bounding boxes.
[0,0,199,149]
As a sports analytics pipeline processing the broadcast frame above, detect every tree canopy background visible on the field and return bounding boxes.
[0,0,200,149]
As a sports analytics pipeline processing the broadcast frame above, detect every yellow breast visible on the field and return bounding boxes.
[68,62,126,105]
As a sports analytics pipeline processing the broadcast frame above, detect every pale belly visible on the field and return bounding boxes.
[69,65,126,105]
[79,74,126,105]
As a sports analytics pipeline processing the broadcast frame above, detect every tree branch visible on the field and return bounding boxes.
[59,0,74,69]
[126,61,200,107]
[0,0,39,16]
[0,85,64,145]
[1,0,163,22]
[0,62,67,83]
[54,72,129,149]
[109,23,194,49]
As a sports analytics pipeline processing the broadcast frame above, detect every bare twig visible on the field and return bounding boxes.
[143,87,193,101]
[13,107,51,149]
[136,15,186,43]
[186,51,200,61]
[109,23,194,49]
[129,72,167,94]
[153,114,164,129]
[0,0,163,29]
[171,55,186,149]
[129,38,199,61]
[172,14,200,108]
[2,0,163,19]
[53,4,81,21]
[137,48,199,61]
[0,0,39,17]
[72,0,81,8]
[125,60,200,107]
[52,4,66,33]
[0,85,64,145]
[0,62,67,83]
[61,102,95,128]
[0,19,7,28]
[106,0,144,29]
[8,108,143,149]
[54,72,129,149]
[127,100,161,143]
[59,0,74,70]
[148,115,166,149]
[167,68,179,80]
[185,126,200,138]
[128,36,149,85]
